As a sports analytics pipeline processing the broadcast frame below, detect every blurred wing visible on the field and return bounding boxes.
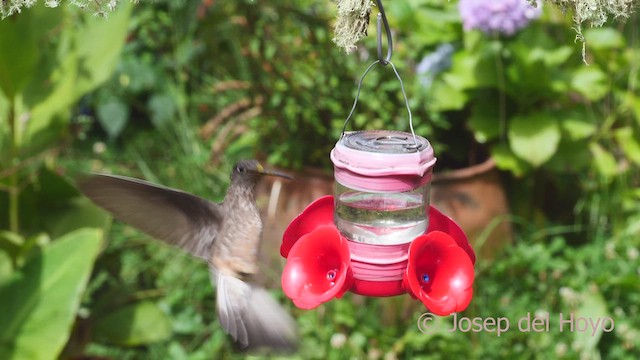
[215,271,298,351]
[77,173,223,260]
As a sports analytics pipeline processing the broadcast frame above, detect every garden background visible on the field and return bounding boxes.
[0,0,639,359]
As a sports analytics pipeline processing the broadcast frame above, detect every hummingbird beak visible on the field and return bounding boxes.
[255,164,294,180]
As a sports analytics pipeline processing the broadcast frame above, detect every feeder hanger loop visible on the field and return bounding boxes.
[341,0,419,149]
[375,0,393,65]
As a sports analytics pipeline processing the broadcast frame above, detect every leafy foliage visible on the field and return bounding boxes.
[0,3,131,359]
[79,0,440,170]
[0,228,103,360]
[398,6,638,175]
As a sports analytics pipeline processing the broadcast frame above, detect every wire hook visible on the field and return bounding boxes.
[339,0,418,149]
[340,60,418,148]
[375,0,392,65]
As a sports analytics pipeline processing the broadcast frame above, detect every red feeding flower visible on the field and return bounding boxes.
[281,225,353,309]
[404,231,475,315]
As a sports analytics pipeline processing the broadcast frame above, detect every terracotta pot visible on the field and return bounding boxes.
[430,157,512,261]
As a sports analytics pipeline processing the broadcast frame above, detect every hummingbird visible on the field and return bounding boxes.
[77,160,298,351]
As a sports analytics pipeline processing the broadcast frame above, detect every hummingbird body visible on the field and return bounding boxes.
[77,160,297,351]
[213,177,262,276]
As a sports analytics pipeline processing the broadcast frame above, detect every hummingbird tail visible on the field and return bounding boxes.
[214,271,298,351]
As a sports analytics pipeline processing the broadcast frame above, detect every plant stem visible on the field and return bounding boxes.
[493,39,507,143]
[8,97,20,233]
[628,14,638,94]
[9,175,18,233]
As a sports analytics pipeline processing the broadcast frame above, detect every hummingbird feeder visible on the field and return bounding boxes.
[280,0,475,316]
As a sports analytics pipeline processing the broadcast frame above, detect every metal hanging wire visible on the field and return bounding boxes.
[341,0,419,149]
[375,0,392,65]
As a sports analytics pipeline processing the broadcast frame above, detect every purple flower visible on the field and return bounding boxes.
[458,0,542,36]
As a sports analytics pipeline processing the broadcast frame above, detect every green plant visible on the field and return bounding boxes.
[203,0,447,169]
[0,0,131,231]
[0,228,103,360]
[84,0,201,142]
[70,0,443,171]
[435,16,639,174]
[0,3,132,359]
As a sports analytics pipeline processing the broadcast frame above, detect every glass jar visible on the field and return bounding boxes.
[330,130,436,245]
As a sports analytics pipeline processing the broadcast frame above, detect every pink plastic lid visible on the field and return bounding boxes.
[331,130,436,192]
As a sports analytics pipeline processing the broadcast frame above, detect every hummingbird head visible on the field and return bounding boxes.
[231,159,293,184]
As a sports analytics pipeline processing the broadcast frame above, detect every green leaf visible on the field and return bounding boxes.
[0,4,62,98]
[583,28,625,50]
[0,250,13,285]
[0,92,8,158]
[16,233,51,267]
[26,167,110,238]
[72,2,133,97]
[25,55,79,152]
[572,289,609,356]
[443,50,497,91]
[442,53,479,91]
[541,46,573,68]
[571,67,609,101]
[509,113,561,167]
[22,3,131,151]
[546,139,591,173]
[0,228,103,360]
[23,47,80,153]
[35,166,81,202]
[121,58,157,93]
[491,143,530,177]
[93,301,172,346]
[13,166,108,235]
[148,92,177,129]
[468,95,501,143]
[511,26,573,67]
[0,230,24,260]
[589,142,618,180]
[97,98,129,139]
[46,198,110,239]
[561,115,597,141]
[621,93,640,127]
[429,81,468,111]
[614,127,640,165]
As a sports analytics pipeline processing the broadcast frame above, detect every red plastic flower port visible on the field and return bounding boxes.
[281,195,476,312]
[281,225,353,309]
[281,195,334,258]
[404,231,475,316]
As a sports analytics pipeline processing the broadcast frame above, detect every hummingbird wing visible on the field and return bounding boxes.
[215,271,298,351]
[77,173,223,260]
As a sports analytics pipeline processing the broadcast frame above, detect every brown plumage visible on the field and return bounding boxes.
[77,159,297,351]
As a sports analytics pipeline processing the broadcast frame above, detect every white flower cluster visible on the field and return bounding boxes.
[1,0,37,19]
[333,0,372,54]
[530,0,636,27]
[70,0,120,17]
[1,0,130,19]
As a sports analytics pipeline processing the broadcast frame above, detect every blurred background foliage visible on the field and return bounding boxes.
[0,0,639,359]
